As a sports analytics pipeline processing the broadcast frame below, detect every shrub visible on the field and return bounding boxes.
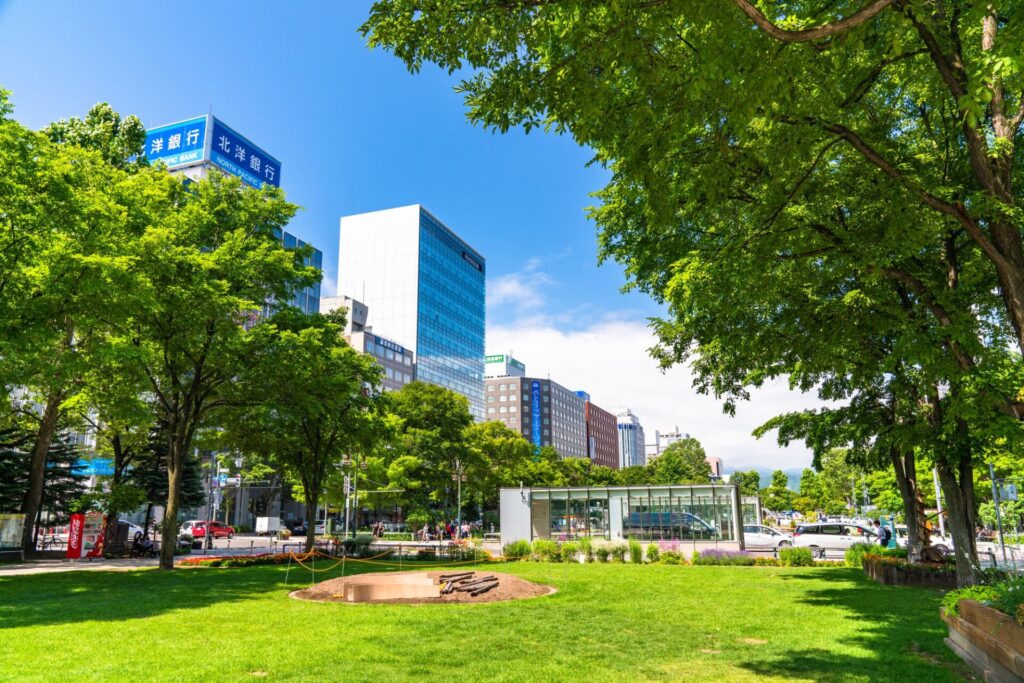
[595,546,610,563]
[532,539,559,562]
[660,550,683,565]
[341,534,373,556]
[942,585,1000,617]
[503,539,531,560]
[579,536,593,562]
[845,542,875,568]
[864,546,908,560]
[988,578,1024,624]
[278,528,292,540]
[233,525,253,534]
[629,539,644,564]
[610,544,628,562]
[693,549,755,566]
[560,541,580,563]
[646,543,661,563]
[754,557,781,567]
[778,546,814,567]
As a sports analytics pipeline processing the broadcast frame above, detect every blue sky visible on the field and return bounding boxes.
[0,1,822,470]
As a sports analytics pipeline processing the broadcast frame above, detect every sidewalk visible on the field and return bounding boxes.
[0,557,159,576]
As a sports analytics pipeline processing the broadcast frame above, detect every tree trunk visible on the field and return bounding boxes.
[20,391,63,553]
[143,503,153,539]
[936,457,980,587]
[103,433,127,555]
[890,447,928,562]
[158,441,183,570]
[303,487,317,553]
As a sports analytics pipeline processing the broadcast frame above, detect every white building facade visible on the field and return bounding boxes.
[616,408,646,468]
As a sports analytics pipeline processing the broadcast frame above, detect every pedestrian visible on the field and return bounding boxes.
[874,519,890,547]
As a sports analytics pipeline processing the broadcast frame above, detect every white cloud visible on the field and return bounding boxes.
[487,258,556,315]
[488,316,824,471]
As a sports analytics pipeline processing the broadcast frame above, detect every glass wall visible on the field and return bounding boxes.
[530,489,610,540]
[527,485,739,543]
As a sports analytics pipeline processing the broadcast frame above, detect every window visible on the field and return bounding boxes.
[499,406,507,413]
[499,384,507,391]
[404,356,411,365]
[499,395,507,402]
[487,407,495,414]
[487,396,495,403]
[487,385,495,392]
[509,405,517,412]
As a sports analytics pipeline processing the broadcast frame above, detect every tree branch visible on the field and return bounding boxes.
[730,0,893,42]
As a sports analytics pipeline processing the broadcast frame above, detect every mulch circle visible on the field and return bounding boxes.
[291,570,555,605]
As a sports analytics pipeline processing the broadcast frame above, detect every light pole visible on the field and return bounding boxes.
[452,459,467,540]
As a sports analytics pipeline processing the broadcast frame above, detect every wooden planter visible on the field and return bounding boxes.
[943,600,1024,683]
[862,557,958,589]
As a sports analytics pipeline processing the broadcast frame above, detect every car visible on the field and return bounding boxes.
[893,524,953,554]
[792,522,878,557]
[743,524,793,549]
[180,520,235,540]
[120,520,145,540]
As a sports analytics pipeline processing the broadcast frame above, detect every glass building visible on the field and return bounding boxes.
[500,484,745,552]
[337,205,485,419]
[278,229,322,315]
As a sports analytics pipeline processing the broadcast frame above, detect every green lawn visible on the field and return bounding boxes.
[0,561,968,682]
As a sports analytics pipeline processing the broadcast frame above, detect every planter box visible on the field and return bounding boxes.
[863,557,957,589]
[943,600,1024,682]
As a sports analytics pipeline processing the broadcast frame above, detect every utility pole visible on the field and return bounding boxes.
[932,468,946,538]
[452,459,467,540]
[989,463,1008,565]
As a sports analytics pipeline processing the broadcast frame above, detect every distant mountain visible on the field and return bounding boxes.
[723,466,803,492]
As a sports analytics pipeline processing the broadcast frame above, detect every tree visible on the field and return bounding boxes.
[359,0,1024,586]
[221,310,383,551]
[117,169,317,569]
[386,382,474,518]
[362,2,1024,360]
[761,470,795,513]
[0,100,139,552]
[649,437,712,484]
[463,421,534,511]
[126,427,206,537]
[731,470,762,497]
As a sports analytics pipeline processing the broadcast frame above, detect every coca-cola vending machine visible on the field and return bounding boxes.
[66,512,105,559]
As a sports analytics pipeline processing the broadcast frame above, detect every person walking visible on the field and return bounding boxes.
[874,519,890,547]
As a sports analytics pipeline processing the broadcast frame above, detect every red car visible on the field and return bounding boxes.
[180,520,235,539]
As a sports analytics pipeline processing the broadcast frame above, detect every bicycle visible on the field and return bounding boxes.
[38,534,65,551]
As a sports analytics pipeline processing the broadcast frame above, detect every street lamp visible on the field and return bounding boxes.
[452,459,467,540]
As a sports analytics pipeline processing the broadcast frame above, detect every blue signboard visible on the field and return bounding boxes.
[531,381,542,447]
[209,118,281,189]
[143,116,207,169]
[74,458,114,476]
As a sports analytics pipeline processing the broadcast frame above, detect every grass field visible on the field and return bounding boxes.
[0,561,969,682]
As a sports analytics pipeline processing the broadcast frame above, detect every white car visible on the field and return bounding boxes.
[793,522,879,557]
[894,525,953,554]
[743,524,793,549]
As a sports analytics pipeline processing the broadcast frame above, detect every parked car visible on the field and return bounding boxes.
[180,520,235,540]
[793,522,878,557]
[893,524,953,554]
[743,524,792,549]
[255,517,285,536]
[120,520,145,540]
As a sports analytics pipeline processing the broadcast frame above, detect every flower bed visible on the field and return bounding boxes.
[942,599,1024,682]
[862,549,957,589]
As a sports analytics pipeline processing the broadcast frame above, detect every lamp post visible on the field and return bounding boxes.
[452,459,467,540]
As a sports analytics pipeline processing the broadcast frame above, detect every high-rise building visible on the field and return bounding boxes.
[575,392,618,469]
[143,114,320,316]
[616,408,647,468]
[337,205,486,419]
[485,376,587,458]
[321,296,415,392]
[485,353,526,378]
[646,426,691,460]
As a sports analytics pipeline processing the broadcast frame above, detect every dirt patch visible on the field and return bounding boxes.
[291,570,555,605]
[740,638,768,645]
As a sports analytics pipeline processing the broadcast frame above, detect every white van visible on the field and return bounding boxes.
[793,522,879,557]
